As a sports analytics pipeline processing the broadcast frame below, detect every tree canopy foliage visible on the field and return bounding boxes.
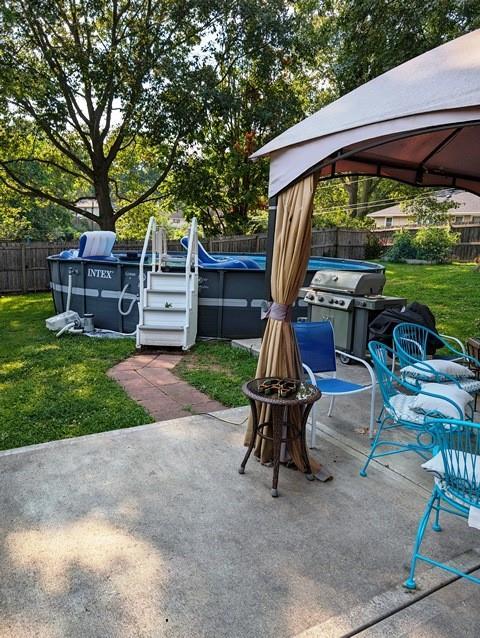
[312,0,480,224]
[1,1,480,238]
[165,1,326,234]
[0,0,244,230]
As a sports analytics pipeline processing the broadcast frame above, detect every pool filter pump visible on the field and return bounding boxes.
[45,310,81,332]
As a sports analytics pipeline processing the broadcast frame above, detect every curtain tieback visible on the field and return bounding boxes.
[261,302,292,322]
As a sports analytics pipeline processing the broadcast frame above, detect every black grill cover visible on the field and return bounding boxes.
[368,302,443,354]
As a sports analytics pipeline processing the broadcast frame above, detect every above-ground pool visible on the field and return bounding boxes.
[48,252,384,339]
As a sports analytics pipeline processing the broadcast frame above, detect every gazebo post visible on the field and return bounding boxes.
[264,195,278,302]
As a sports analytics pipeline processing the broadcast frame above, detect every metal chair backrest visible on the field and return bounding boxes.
[393,322,433,367]
[368,341,399,406]
[293,321,336,374]
[428,418,480,508]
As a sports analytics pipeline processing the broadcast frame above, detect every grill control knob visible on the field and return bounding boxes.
[328,299,334,304]
[318,296,324,302]
[339,300,345,306]
[306,292,314,300]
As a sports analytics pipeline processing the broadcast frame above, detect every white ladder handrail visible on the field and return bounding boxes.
[184,218,198,327]
[138,217,157,333]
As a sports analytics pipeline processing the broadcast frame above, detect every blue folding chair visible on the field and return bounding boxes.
[405,417,480,590]
[361,341,472,477]
[293,321,376,447]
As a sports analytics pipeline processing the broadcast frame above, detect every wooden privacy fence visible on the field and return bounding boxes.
[0,241,143,295]
[373,224,480,262]
[0,228,368,295]
[207,228,368,259]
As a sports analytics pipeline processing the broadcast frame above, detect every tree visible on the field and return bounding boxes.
[317,1,480,218]
[0,0,234,230]
[167,1,327,234]
[402,191,459,226]
[0,130,83,240]
[323,0,480,96]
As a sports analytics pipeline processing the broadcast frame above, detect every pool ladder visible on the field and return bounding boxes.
[136,217,198,349]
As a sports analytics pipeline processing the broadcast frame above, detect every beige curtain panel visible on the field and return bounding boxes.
[244,175,328,477]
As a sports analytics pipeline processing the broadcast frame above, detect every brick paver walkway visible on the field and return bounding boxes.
[108,353,224,421]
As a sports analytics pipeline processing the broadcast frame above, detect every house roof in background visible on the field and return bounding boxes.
[367,189,480,218]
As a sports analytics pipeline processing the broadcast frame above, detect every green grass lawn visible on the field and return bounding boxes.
[177,262,480,406]
[382,262,480,343]
[174,341,257,406]
[1,262,477,450]
[0,293,152,451]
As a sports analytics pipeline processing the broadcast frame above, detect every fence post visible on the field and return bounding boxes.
[21,243,27,293]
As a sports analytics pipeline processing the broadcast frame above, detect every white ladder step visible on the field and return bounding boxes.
[147,272,190,292]
[143,309,186,326]
[138,323,185,331]
[147,272,187,280]
[144,305,187,312]
[137,325,185,347]
[145,290,186,308]
[137,216,198,350]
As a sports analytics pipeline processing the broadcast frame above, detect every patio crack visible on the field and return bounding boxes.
[343,560,480,638]
[295,549,480,638]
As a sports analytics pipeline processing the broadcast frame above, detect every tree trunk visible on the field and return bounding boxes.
[94,164,116,231]
[344,177,359,216]
[97,211,116,231]
[357,178,379,218]
[343,177,380,218]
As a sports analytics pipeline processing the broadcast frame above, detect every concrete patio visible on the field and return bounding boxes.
[1,362,480,637]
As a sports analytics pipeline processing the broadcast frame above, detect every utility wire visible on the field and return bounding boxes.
[314,188,457,216]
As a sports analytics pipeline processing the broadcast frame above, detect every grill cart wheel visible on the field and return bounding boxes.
[339,353,352,365]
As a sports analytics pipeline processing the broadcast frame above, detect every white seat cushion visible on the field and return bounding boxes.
[411,383,472,419]
[401,360,474,382]
[404,376,480,394]
[454,379,480,393]
[422,449,480,479]
[388,394,426,424]
[422,449,480,526]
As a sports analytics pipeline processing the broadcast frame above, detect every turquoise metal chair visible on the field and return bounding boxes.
[361,341,471,477]
[405,417,480,590]
[393,322,480,390]
[293,321,376,447]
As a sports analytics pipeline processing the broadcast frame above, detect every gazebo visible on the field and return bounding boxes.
[245,29,480,475]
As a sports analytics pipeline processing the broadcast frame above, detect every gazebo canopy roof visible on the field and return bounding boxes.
[252,29,480,198]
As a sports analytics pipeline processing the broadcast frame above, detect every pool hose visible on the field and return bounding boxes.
[118,283,137,317]
[56,279,137,338]
[66,270,73,312]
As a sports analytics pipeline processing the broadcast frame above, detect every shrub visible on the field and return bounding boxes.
[384,227,460,263]
[384,230,416,262]
[364,233,385,260]
[413,227,460,263]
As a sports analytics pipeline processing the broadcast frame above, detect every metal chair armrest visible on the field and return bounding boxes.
[435,335,475,364]
[439,333,466,355]
[301,363,318,388]
[334,349,376,388]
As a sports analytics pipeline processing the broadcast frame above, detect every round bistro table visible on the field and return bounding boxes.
[239,378,321,497]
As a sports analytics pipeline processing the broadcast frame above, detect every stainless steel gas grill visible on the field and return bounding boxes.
[300,270,406,361]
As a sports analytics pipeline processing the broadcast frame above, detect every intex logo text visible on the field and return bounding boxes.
[87,268,113,279]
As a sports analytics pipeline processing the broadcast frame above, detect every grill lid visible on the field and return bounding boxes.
[309,269,386,295]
